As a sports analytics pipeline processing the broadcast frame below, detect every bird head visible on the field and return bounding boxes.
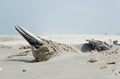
[15,26,53,61]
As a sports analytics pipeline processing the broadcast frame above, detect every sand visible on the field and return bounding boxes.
[0,35,120,79]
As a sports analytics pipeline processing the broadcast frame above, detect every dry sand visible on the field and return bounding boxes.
[0,35,120,79]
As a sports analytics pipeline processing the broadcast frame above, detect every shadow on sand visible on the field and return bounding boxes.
[2,58,39,63]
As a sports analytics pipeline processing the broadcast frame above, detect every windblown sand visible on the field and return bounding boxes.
[0,35,120,79]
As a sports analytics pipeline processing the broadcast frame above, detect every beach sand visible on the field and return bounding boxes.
[0,35,120,79]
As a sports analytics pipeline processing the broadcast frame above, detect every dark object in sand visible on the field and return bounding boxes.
[19,45,31,49]
[113,40,120,46]
[15,25,80,62]
[81,39,110,52]
[22,69,26,72]
[113,40,118,45]
[107,62,116,65]
[88,58,100,63]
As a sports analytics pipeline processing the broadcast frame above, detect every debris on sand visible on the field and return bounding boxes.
[86,39,110,51]
[19,45,31,49]
[100,65,109,69]
[81,39,111,52]
[22,69,26,72]
[110,48,120,54]
[112,69,120,76]
[22,68,31,72]
[119,71,120,74]
[88,58,100,63]
[107,62,117,65]
[81,39,120,55]
[107,57,120,65]
[8,50,31,58]
[113,40,118,45]
[0,44,11,49]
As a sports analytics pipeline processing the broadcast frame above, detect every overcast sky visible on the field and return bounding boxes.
[0,0,120,35]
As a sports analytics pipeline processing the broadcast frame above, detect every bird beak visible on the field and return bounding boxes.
[15,25,44,49]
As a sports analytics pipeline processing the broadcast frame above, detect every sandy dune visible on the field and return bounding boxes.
[0,35,120,79]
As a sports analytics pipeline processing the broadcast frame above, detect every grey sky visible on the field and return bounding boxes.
[0,0,120,35]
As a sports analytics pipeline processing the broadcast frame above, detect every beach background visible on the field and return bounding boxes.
[1,0,120,79]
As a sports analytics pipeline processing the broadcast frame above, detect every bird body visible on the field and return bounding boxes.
[15,26,80,61]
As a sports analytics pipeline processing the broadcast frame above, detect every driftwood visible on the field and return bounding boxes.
[81,39,110,52]
[87,39,110,51]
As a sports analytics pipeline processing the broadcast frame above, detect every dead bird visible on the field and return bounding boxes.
[15,26,80,61]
